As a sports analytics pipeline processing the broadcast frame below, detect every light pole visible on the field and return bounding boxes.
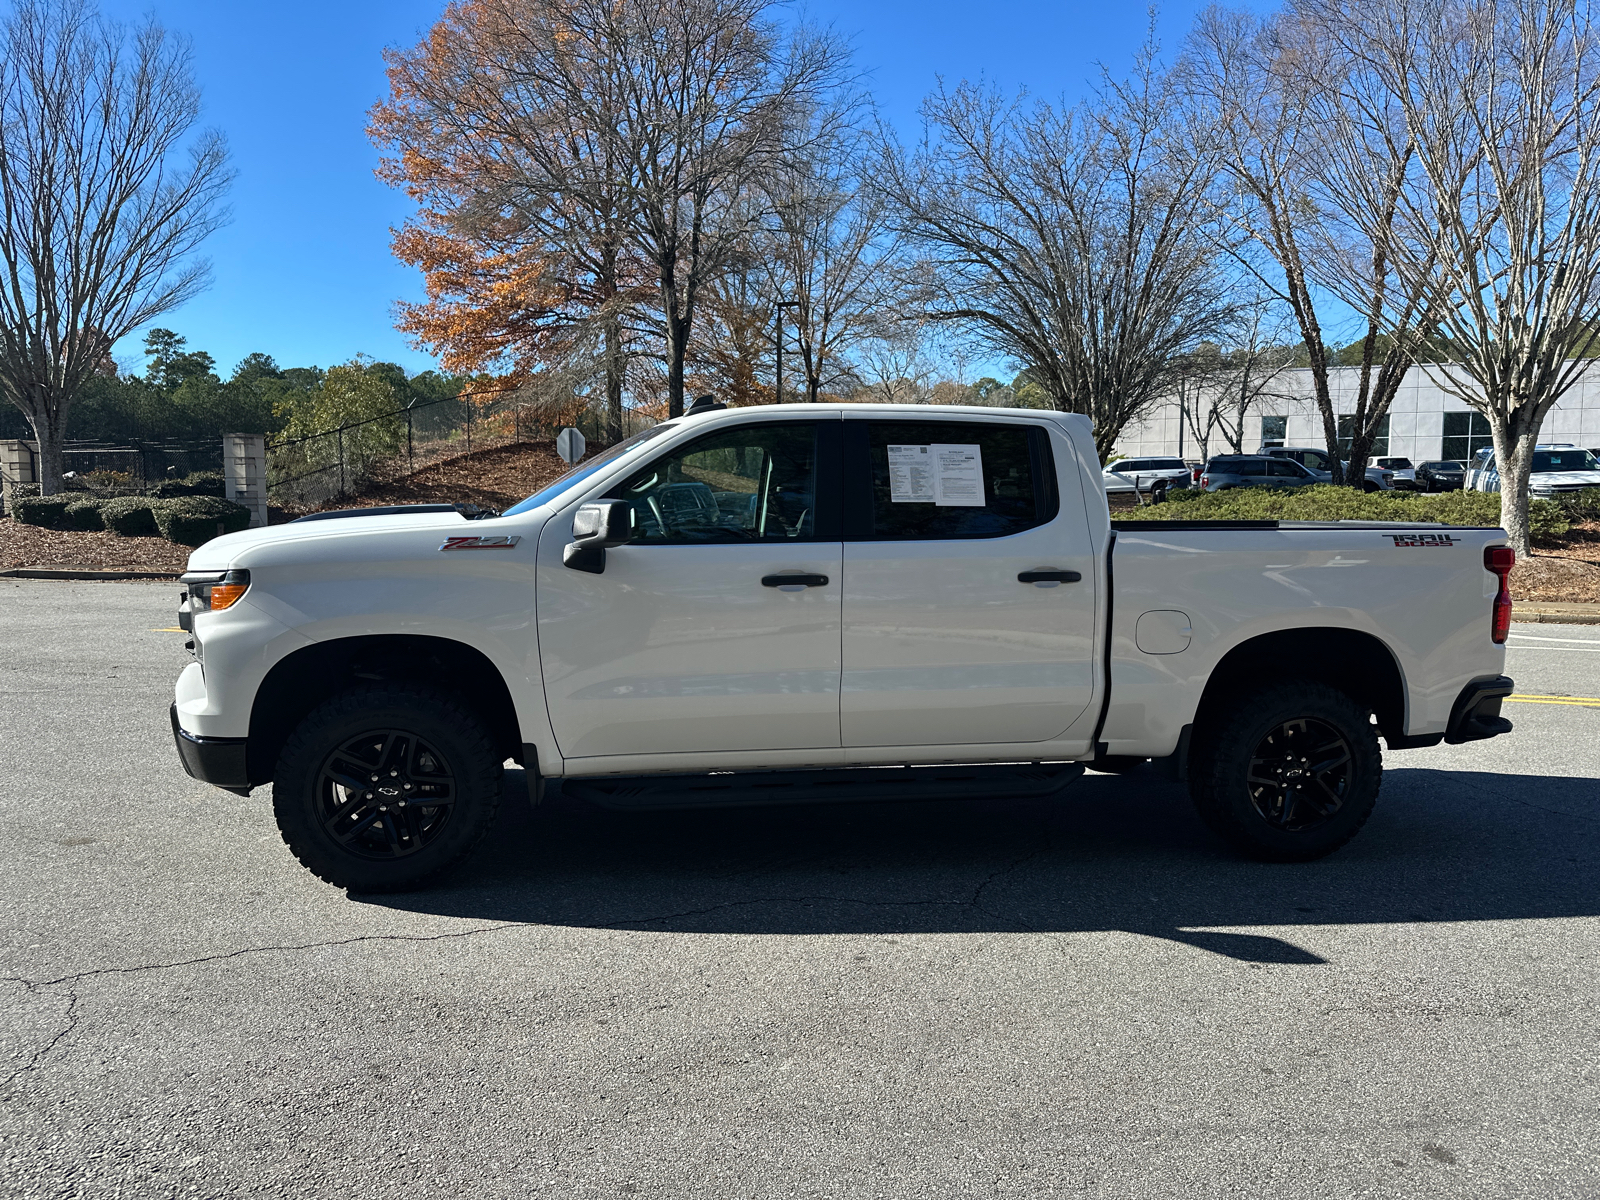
[774,300,800,402]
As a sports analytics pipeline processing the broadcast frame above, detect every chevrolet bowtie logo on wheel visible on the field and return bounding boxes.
[438,535,522,551]
[1385,533,1461,547]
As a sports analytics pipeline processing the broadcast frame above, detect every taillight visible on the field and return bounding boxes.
[1191,466,1202,483]
[1200,475,1210,488]
[1485,546,1514,643]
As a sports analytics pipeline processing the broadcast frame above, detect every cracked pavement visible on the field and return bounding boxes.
[1,580,1597,1198]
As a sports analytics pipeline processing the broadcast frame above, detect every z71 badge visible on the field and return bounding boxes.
[1385,533,1460,547]
[439,535,521,551]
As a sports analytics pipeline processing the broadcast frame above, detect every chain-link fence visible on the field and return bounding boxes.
[265,390,658,512]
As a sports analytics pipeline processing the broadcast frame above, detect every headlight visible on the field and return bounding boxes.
[181,569,251,613]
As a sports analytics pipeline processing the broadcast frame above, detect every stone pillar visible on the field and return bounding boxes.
[0,439,37,517]
[223,433,268,528]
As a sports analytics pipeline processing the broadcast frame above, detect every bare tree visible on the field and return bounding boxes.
[0,0,230,493]
[1180,5,1434,485]
[848,319,940,404]
[1303,0,1600,551]
[1177,299,1300,458]
[759,105,916,401]
[880,55,1233,461]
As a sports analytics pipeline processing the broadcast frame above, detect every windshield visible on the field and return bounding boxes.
[1423,461,1461,470]
[502,423,677,516]
[1531,449,1599,472]
[1377,458,1413,469]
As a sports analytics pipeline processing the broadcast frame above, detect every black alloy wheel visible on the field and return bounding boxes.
[1189,681,1381,862]
[273,683,502,891]
[1245,717,1353,832]
[316,730,456,859]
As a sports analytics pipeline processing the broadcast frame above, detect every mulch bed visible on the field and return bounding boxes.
[1514,517,1600,603]
[0,519,190,573]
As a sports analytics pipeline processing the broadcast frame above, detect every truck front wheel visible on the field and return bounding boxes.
[272,684,503,891]
[1189,682,1381,862]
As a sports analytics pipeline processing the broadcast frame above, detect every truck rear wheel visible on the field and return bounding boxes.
[272,684,502,891]
[1189,682,1381,862]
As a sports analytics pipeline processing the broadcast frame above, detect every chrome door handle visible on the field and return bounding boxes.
[762,573,829,590]
[1017,569,1081,585]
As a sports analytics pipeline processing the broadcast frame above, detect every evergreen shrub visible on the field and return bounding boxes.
[100,496,160,537]
[11,495,73,528]
[153,496,250,546]
[65,498,106,531]
[151,470,226,499]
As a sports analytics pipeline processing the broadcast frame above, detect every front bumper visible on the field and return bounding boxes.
[171,704,252,794]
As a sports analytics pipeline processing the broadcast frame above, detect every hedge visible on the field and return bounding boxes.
[150,470,226,499]
[1156,484,1570,544]
[99,496,161,538]
[11,495,74,529]
[152,495,251,546]
[65,498,106,531]
[1558,487,1600,521]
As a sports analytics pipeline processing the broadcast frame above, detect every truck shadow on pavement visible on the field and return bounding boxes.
[360,766,1597,964]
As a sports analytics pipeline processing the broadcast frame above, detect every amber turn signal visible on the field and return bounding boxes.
[208,582,248,611]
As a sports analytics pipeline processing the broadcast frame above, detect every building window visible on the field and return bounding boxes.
[1337,415,1390,457]
[1260,415,1287,446]
[1441,411,1492,462]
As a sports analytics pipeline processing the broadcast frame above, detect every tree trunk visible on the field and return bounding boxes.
[604,316,623,443]
[1488,406,1539,556]
[661,271,688,419]
[28,404,66,497]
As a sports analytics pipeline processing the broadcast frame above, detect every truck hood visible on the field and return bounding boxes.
[184,509,525,572]
[1529,470,1600,488]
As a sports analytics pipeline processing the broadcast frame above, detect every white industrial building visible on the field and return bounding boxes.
[1114,363,1600,463]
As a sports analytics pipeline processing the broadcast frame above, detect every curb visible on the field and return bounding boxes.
[0,568,179,581]
[1514,607,1600,625]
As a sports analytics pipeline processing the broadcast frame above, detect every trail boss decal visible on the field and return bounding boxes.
[439,535,521,551]
[1385,533,1460,547]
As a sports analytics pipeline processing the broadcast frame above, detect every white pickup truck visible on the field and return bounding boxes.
[171,404,1517,891]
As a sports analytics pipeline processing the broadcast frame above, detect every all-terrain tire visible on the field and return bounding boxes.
[273,683,502,891]
[1189,681,1382,862]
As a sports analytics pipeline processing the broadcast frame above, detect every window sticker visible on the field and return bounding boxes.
[930,443,984,506]
[888,444,935,502]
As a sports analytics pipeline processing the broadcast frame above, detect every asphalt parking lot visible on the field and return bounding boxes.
[1,580,1596,1199]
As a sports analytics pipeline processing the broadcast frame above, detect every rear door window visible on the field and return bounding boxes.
[846,421,1056,540]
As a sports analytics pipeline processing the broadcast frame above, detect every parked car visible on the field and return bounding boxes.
[1198,455,1322,491]
[171,403,1515,889]
[1258,446,1395,492]
[1103,456,1192,500]
[1373,457,1417,489]
[1466,444,1600,498]
[1415,461,1466,492]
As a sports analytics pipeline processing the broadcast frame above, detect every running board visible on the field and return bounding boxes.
[559,762,1086,811]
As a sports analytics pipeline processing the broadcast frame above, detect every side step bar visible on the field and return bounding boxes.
[560,762,1086,812]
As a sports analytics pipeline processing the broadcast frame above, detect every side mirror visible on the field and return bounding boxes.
[563,501,635,574]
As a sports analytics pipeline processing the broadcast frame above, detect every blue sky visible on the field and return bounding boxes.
[94,0,1230,379]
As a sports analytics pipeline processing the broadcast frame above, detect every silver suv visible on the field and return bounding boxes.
[1260,446,1394,492]
[1102,456,1192,499]
[1198,455,1321,491]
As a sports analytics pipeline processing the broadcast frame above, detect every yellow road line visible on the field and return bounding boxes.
[150,627,185,633]
[1506,694,1600,708]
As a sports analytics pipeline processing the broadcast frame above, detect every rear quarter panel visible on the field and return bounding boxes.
[1101,524,1509,756]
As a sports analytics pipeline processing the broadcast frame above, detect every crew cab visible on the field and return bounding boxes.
[170,404,1516,891]
[1466,444,1600,499]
